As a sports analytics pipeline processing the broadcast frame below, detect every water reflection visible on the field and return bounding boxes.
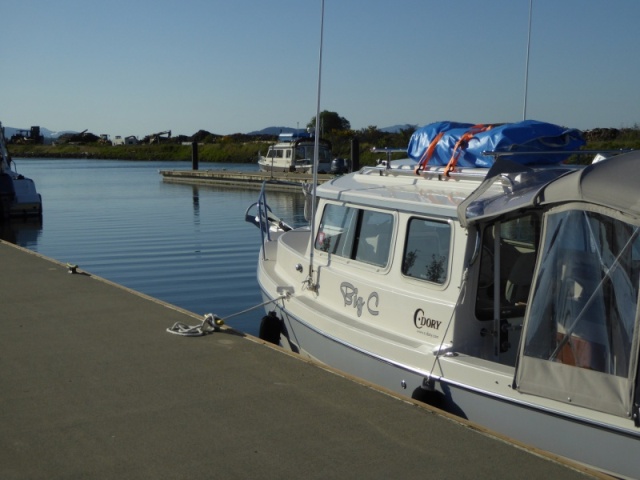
[0,218,43,246]
[192,185,200,224]
[3,159,306,336]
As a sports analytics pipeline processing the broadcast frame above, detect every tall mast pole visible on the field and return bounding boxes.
[307,0,324,290]
[523,0,533,120]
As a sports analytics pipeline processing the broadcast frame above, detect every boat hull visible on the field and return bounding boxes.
[0,121,43,221]
[251,153,640,480]
[4,176,42,219]
[260,289,639,479]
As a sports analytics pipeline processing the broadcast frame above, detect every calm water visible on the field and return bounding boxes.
[2,158,306,336]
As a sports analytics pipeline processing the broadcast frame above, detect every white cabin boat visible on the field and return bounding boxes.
[249,150,640,479]
[0,122,42,220]
[257,131,332,174]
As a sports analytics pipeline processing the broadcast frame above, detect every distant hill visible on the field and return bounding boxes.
[380,124,416,133]
[249,125,416,135]
[247,126,300,136]
[3,123,421,140]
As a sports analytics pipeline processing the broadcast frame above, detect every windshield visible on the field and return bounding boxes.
[295,144,332,162]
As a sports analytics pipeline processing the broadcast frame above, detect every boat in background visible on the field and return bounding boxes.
[248,120,640,479]
[0,122,42,220]
[258,130,332,174]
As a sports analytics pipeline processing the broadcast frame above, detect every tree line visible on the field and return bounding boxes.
[7,110,640,165]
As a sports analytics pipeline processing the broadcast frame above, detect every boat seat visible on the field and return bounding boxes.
[505,252,536,306]
[475,251,537,321]
[355,232,391,267]
[554,251,608,371]
[355,217,393,267]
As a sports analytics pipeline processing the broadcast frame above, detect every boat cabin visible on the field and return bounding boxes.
[311,153,640,421]
[259,132,332,173]
[252,120,640,476]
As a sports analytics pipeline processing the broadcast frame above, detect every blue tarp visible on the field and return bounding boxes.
[407,120,585,168]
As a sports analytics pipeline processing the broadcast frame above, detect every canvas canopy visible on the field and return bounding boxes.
[457,150,640,228]
[458,151,640,418]
[407,120,585,170]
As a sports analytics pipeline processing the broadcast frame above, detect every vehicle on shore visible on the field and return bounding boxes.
[248,120,640,479]
[257,131,332,174]
[0,122,42,220]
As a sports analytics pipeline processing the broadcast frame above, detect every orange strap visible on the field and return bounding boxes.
[414,131,444,175]
[444,124,494,177]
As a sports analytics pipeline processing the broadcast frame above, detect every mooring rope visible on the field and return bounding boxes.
[166,295,286,337]
[166,313,224,337]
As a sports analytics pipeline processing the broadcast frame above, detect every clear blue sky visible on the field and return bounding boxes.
[3,0,639,138]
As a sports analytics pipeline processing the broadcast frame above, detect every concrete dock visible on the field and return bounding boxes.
[159,169,332,192]
[0,240,609,479]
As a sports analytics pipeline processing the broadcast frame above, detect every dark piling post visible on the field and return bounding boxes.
[350,137,360,172]
[191,141,199,170]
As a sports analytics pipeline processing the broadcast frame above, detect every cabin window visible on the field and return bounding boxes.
[523,209,639,377]
[315,204,393,267]
[266,149,284,159]
[402,218,450,284]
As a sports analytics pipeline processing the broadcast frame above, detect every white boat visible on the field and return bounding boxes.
[249,138,640,478]
[0,122,42,220]
[257,131,332,174]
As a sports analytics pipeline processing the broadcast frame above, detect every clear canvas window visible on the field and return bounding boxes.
[524,209,639,377]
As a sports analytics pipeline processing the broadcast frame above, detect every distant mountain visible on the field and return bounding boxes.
[247,126,300,136]
[380,124,416,133]
[249,125,417,135]
[3,123,418,141]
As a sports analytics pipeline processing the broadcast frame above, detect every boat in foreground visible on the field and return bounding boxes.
[0,122,42,220]
[257,131,333,174]
[248,121,640,478]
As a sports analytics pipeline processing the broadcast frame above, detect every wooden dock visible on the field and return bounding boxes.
[159,168,334,192]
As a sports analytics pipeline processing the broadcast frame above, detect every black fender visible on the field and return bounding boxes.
[259,311,282,345]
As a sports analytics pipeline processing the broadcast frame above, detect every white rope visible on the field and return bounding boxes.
[166,295,287,337]
[166,313,223,337]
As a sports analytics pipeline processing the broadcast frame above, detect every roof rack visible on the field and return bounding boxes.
[359,148,634,182]
[370,147,406,163]
[359,164,489,181]
[482,149,632,158]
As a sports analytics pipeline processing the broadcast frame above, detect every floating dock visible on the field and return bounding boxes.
[160,168,333,192]
[0,240,609,479]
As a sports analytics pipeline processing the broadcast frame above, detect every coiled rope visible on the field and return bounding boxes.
[166,295,287,337]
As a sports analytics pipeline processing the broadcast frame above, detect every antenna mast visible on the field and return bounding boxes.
[307,0,324,291]
[523,0,533,120]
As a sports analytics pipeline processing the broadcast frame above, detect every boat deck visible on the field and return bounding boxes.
[0,240,610,479]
